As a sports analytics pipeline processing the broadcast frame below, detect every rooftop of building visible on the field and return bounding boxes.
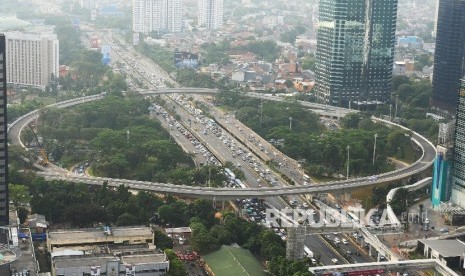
[48,226,153,243]
[419,239,465,257]
[122,253,168,264]
[53,252,168,269]
[53,254,118,269]
[164,227,191,234]
[7,208,38,275]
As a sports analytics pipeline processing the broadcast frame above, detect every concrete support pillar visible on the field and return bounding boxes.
[368,244,372,256]
[376,251,380,262]
[343,192,351,202]
[221,200,225,210]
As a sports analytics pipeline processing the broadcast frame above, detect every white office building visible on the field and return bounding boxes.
[5,32,59,90]
[198,0,223,29]
[133,0,182,34]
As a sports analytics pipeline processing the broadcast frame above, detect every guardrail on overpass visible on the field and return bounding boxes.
[309,259,459,276]
[386,177,432,229]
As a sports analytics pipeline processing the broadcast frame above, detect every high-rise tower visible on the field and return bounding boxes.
[5,32,59,90]
[0,34,8,226]
[198,0,224,29]
[133,0,182,34]
[431,0,465,113]
[450,80,465,208]
[315,0,398,107]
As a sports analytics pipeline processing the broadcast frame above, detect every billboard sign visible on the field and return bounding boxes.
[174,51,199,69]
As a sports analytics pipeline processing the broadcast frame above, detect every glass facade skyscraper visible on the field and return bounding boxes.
[0,34,8,226]
[450,80,465,208]
[431,0,465,113]
[315,0,398,107]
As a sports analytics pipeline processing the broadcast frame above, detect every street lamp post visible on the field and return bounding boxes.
[346,145,350,180]
[373,133,378,166]
[207,159,212,187]
[289,116,293,131]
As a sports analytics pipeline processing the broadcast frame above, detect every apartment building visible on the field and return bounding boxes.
[5,31,59,90]
[198,0,223,29]
[133,0,183,34]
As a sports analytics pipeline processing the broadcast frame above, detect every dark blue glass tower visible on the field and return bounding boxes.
[0,34,8,226]
[432,0,465,113]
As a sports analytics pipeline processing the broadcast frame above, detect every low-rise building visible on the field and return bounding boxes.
[47,226,154,253]
[52,251,169,276]
[417,239,465,270]
[47,227,168,275]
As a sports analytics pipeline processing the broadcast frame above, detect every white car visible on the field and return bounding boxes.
[331,258,339,264]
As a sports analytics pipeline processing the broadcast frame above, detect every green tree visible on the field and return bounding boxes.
[9,184,31,208]
[300,54,316,71]
[154,229,174,250]
[165,249,187,276]
[17,207,29,225]
[189,221,220,253]
[116,213,138,226]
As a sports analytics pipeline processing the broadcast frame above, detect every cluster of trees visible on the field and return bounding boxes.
[300,53,316,71]
[10,170,220,228]
[280,25,307,44]
[200,39,281,66]
[392,76,432,110]
[375,76,438,141]
[175,68,217,88]
[216,92,402,177]
[28,94,228,185]
[201,40,231,66]
[187,212,312,275]
[269,256,313,276]
[20,178,164,226]
[187,212,310,275]
[165,249,187,276]
[8,100,43,123]
[237,40,281,62]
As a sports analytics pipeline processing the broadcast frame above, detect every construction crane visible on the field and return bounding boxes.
[27,125,49,166]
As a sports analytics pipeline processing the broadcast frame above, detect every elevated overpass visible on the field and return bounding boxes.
[138,88,358,118]
[309,259,460,276]
[137,88,218,95]
[9,92,436,200]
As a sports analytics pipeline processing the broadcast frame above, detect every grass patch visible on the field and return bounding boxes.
[394,144,420,164]
[203,245,266,276]
[310,175,338,183]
